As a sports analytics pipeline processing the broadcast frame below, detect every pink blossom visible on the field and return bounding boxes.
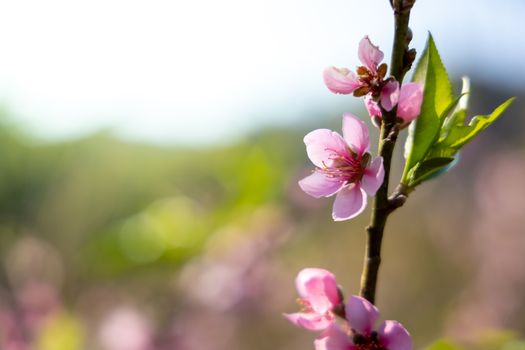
[365,82,423,124]
[357,36,384,74]
[315,296,412,350]
[284,268,342,331]
[324,68,362,95]
[298,113,384,221]
[323,36,397,112]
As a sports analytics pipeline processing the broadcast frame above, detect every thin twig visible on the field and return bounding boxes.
[359,0,416,304]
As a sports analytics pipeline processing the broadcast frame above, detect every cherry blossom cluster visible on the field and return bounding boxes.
[285,268,412,350]
[323,36,423,126]
[298,36,423,221]
[288,36,420,350]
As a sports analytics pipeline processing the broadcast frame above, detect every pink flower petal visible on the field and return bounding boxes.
[304,129,348,168]
[296,268,336,297]
[380,80,400,112]
[314,324,355,350]
[345,295,379,335]
[323,67,362,94]
[332,184,367,221]
[299,171,344,198]
[364,95,382,118]
[284,312,334,331]
[342,113,370,155]
[358,36,384,73]
[361,157,384,196]
[378,320,412,350]
[397,82,423,122]
[295,268,341,314]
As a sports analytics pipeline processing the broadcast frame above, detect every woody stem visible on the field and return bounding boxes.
[359,0,415,304]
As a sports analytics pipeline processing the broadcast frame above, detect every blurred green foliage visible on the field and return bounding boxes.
[427,331,525,350]
[0,117,304,283]
[37,312,85,350]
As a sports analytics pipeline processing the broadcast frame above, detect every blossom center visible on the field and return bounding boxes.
[353,332,387,350]
[354,63,388,98]
[320,149,370,185]
[297,298,334,320]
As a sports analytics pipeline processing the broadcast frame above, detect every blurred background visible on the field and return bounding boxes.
[0,0,524,349]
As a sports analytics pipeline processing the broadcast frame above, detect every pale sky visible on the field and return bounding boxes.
[0,0,523,145]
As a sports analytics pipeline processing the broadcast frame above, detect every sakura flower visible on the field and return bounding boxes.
[324,36,397,112]
[315,296,412,350]
[298,113,384,221]
[284,268,342,331]
[365,82,423,124]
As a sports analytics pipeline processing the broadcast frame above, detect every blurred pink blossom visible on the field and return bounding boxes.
[298,113,384,221]
[284,268,341,331]
[18,282,60,333]
[0,307,28,350]
[315,296,412,350]
[443,152,525,338]
[97,307,153,350]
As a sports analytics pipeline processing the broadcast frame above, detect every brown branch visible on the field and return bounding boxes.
[359,0,416,304]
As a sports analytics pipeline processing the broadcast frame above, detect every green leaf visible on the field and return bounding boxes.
[425,145,456,160]
[402,34,454,184]
[421,90,469,161]
[439,77,471,140]
[408,97,514,186]
[402,35,514,189]
[440,97,515,149]
[404,93,464,159]
[408,156,455,186]
[403,92,463,186]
